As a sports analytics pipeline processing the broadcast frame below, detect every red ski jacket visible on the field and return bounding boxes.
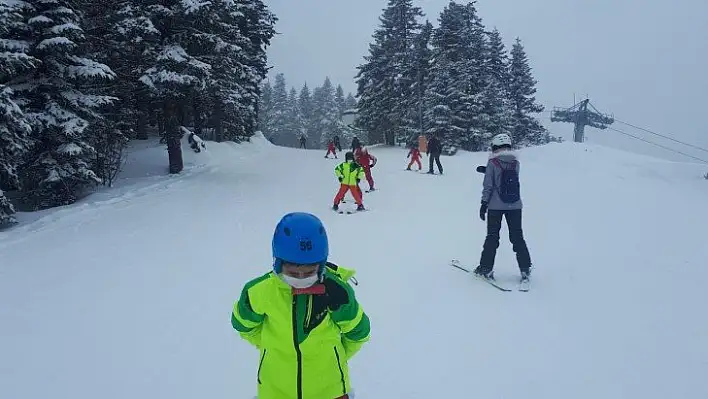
[354,147,376,168]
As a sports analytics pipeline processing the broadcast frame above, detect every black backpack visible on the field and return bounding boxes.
[491,158,520,203]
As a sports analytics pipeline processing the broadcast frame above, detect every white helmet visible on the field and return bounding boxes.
[491,133,512,147]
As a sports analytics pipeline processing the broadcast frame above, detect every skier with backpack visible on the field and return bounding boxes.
[474,133,532,285]
[231,212,370,399]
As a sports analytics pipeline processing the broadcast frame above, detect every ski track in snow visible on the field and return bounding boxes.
[1,137,708,399]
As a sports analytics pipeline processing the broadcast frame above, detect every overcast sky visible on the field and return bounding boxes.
[265,0,708,162]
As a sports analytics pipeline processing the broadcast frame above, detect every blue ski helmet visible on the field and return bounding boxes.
[272,212,329,274]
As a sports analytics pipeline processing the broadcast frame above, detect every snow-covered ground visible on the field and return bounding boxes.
[2,136,708,399]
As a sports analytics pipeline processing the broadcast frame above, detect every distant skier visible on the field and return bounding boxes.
[325,139,338,158]
[353,144,377,192]
[333,151,366,211]
[426,134,443,174]
[333,135,342,152]
[474,133,532,284]
[231,212,370,399]
[299,134,307,149]
[351,136,361,151]
[406,144,422,171]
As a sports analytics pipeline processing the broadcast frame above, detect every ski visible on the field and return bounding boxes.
[333,206,368,215]
[449,260,512,292]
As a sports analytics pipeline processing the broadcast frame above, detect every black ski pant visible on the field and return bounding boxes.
[428,153,443,173]
[478,209,531,273]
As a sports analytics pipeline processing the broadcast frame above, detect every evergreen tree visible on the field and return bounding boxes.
[334,84,345,117]
[285,87,304,146]
[402,19,433,145]
[312,77,340,148]
[508,38,547,146]
[298,83,313,140]
[268,73,289,144]
[0,0,37,192]
[355,0,423,145]
[232,0,277,139]
[204,0,276,142]
[258,80,272,135]
[140,1,212,173]
[425,1,486,150]
[479,27,513,149]
[0,188,16,227]
[9,0,116,209]
[343,93,357,110]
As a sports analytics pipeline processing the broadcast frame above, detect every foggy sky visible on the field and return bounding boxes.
[264,0,708,162]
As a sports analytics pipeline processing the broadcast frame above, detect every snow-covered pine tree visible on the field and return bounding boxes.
[334,84,345,118]
[0,87,31,194]
[8,0,116,209]
[355,0,423,145]
[285,87,304,147]
[0,0,37,192]
[479,27,513,150]
[268,73,289,145]
[426,1,486,151]
[344,93,357,109]
[258,80,273,136]
[0,0,37,224]
[140,1,212,173]
[424,64,461,148]
[0,187,16,227]
[199,0,276,142]
[312,77,341,148]
[401,20,433,146]
[99,2,161,141]
[73,0,153,185]
[298,83,314,141]
[508,37,548,147]
[226,0,276,140]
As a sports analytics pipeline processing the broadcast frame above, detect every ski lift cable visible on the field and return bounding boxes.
[614,119,708,154]
[607,126,708,164]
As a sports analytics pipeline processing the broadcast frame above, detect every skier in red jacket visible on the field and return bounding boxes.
[406,145,422,171]
[324,140,337,159]
[354,144,376,191]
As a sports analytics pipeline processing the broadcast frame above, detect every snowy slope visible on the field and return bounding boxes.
[1,138,708,399]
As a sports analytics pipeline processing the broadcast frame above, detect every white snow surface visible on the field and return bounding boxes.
[1,138,708,398]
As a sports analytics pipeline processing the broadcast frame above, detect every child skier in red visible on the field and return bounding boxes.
[353,145,376,191]
[325,140,337,158]
[406,145,422,171]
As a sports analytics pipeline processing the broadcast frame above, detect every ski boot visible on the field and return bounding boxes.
[332,204,339,211]
[356,204,365,211]
[473,265,495,281]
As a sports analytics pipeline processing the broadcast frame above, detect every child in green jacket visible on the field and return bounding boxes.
[232,212,370,399]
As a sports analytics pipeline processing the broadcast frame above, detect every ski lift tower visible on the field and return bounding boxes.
[551,98,615,143]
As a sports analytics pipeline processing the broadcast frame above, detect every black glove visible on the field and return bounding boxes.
[479,201,488,221]
[338,177,342,182]
[476,165,486,174]
[356,178,360,183]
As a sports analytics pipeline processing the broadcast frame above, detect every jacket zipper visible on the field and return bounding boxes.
[334,346,346,395]
[292,295,303,399]
[257,349,266,384]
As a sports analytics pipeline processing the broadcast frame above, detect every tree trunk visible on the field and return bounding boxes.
[213,97,223,143]
[164,100,183,174]
[193,90,203,136]
[135,90,149,140]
